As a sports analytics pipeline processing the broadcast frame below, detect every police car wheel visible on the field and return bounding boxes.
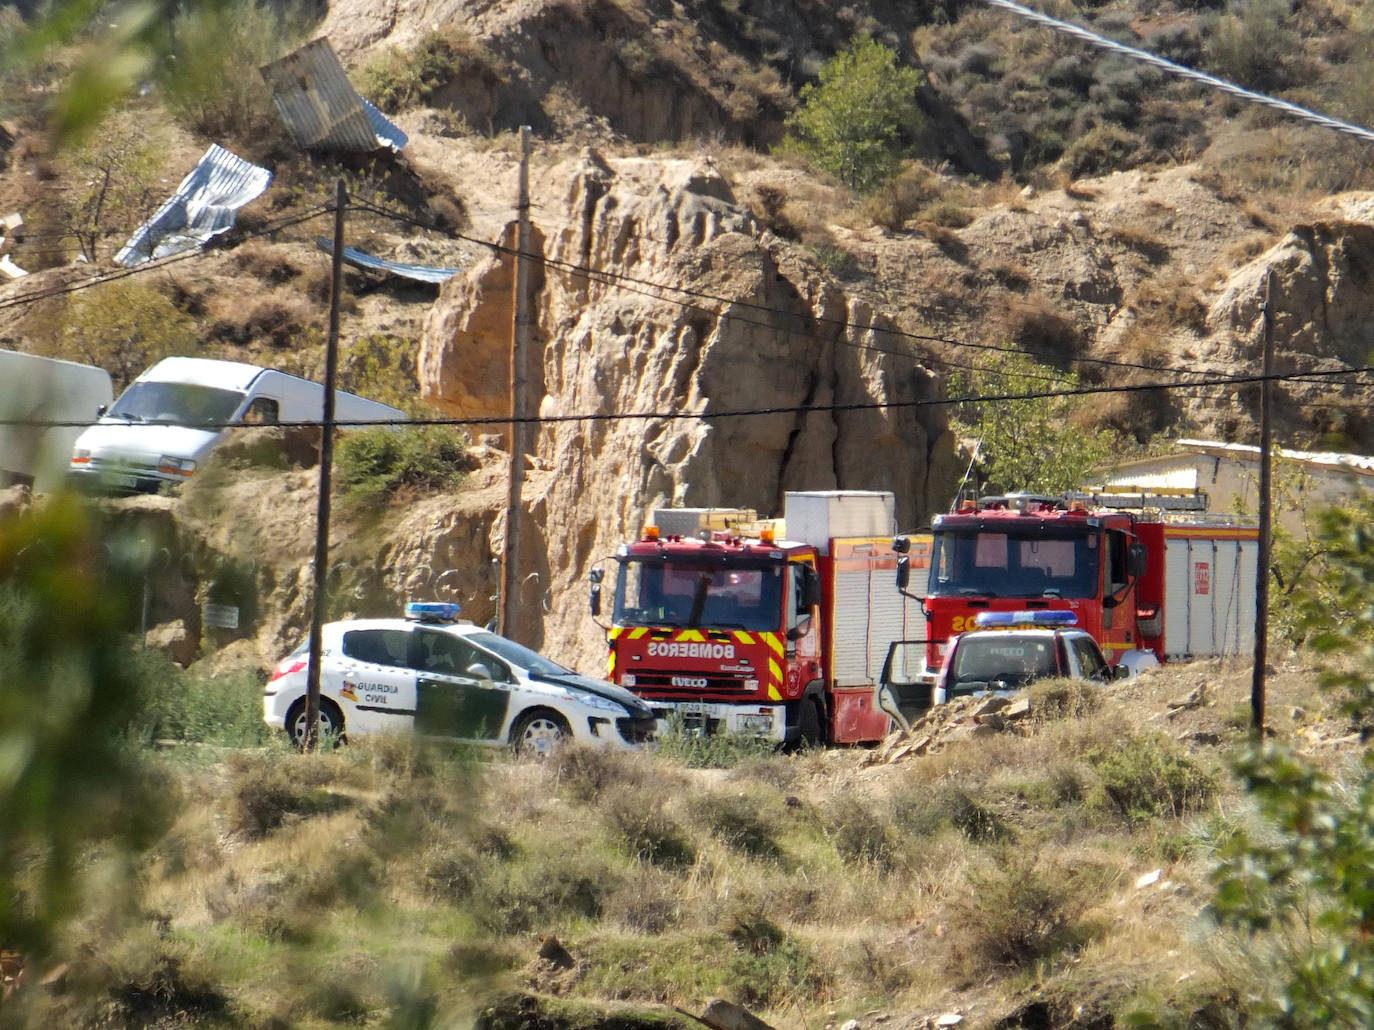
[286,699,344,750]
[511,709,570,759]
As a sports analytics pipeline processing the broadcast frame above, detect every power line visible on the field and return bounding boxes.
[978,0,1374,147]
[0,206,333,313]
[18,363,1373,433]
[348,195,1249,387]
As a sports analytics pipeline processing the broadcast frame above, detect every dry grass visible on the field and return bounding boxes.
[14,658,1339,1029]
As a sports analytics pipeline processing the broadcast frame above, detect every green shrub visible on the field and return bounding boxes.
[1060,123,1141,179]
[550,743,647,803]
[690,790,783,859]
[891,783,1012,843]
[159,1,309,148]
[37,278,198,390]
[334,424,471,505]
[1202,0,1297,91]
[783,35,927,193]
[605,792,696,869]
[227,755,352,838]
[338,333,425,414]
[129,658,271,748]
[947,852,1091,973]
[1085,732,1214,824]
[653,714,778,768]
[472,850,619,934]
[824,792,904,870]
[358,27,504,114]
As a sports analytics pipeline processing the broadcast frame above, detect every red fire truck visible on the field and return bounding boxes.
[590,491,924,746]
[894,492,1260,682]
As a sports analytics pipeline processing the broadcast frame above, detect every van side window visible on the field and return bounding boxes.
[243,398,279,425]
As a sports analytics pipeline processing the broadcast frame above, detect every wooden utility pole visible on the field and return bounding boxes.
[500,126,532,637]
[1252,268,1275,736]
[303,178,346,750]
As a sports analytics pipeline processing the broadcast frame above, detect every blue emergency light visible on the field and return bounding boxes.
[974,609,1078,628]
[405,601,462,623]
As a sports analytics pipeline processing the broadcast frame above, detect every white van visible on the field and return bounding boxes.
[69,356,406,493]
[0,350,114,493]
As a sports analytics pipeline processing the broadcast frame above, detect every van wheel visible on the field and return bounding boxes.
[286,698,345,750]
[511,709,571,759]
[798,696,825,749]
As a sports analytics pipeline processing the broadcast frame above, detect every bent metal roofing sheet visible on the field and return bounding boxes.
[115,145,272,267]
[314,237,460,285]
[260,37,407,153]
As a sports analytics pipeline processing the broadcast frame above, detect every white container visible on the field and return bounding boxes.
[782,490,896,552]
[0,350,113,493]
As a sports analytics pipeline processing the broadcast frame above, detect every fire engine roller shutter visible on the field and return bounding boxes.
[830,538,910,686]
[1162,526,1257,661]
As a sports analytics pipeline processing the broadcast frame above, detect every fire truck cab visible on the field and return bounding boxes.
[593,492,918,746]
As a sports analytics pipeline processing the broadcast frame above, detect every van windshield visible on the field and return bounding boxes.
[108,381,246,428]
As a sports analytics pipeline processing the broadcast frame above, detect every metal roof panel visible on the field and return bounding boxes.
[115,145,272,266]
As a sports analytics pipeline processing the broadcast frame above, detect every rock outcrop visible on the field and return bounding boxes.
[421,153,953,665]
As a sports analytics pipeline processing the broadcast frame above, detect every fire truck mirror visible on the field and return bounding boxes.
[895,554,910,592]
[1127,542,1148,578]
[787,614,813,641]
[589,567,604,616]
[802,566,822,608]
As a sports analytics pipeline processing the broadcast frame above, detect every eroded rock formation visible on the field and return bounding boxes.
[420,153,954,666]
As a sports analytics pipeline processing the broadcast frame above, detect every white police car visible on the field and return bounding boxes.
[934,609,1132,705]
[263,602,657,755]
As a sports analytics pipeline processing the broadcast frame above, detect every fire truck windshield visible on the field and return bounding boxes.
[612,557,786,631]
[928,525,1100,599]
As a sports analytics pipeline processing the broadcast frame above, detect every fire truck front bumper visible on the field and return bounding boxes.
[649,701,787,742]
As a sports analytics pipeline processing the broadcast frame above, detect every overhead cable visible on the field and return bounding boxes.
[979,0,1374,146]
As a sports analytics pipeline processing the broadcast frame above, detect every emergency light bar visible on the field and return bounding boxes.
[405,601,462,623]
[974,609,1078,628]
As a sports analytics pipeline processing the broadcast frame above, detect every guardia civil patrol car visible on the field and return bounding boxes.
[264,602,657,755]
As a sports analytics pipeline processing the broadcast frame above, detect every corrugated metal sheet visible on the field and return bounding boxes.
[261,37,407,153]
[314,237,459,284]
[115,145,272,267]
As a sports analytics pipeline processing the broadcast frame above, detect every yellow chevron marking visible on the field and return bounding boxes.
[767,681,783,701]
[677,629,706,642]
[732,630,755,645]
[769,656,782,684]
[628,627,649,640]
[765,633,785,659]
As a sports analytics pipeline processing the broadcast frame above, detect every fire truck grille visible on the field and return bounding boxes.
[629,672,754,697]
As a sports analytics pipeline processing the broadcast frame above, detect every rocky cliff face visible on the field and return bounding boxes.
[420,153,953,666]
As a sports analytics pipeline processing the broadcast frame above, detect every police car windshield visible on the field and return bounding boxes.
[929,526,1099,599]
[612,557,785,630]
[466,631,573,677]
[951,633,1058,688]
[109,380,245,428]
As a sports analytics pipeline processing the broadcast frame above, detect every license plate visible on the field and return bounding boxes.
[677,702,706,715]
[110,474,139,490]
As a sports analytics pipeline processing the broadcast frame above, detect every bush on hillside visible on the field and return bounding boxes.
[33,278,198,390]
[159,1,308,149]
[334,424,472,505]
[783,35,927,194]
[358,27,505,115]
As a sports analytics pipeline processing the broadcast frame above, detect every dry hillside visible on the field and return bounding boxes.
[3,4,1374,1028]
